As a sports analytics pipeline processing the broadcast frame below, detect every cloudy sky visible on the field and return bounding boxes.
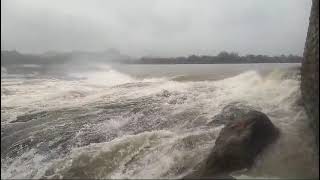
[1,0,312,57]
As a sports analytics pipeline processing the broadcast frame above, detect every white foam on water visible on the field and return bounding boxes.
[1,65,318,179]
[1,149,51,179]
[43,128,222,179]
[1,66,166,124]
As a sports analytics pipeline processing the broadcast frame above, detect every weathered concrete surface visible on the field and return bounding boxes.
[301,0,319,150]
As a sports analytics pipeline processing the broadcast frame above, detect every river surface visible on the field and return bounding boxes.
[1,63,319,179]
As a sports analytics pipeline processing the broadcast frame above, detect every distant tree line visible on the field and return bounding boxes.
[1,50,130,66]
[1,50,70,66]
[133,51,302,64]
[1,50,302,66]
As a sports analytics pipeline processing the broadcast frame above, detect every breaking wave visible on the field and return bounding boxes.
[1,64,318,179]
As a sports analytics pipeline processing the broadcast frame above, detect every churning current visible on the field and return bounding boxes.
[1,64,318,179]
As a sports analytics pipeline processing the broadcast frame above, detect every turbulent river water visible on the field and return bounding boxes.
[1,64,318,179]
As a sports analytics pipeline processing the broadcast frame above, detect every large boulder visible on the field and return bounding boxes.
[184,105,279,179]
[207,103,257,126]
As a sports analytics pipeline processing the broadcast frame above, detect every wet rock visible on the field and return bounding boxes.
[301,0,319,152]
[207,103,257,126]
[185,106,279,178]
[161,89,171,97]
[205,110,279,175]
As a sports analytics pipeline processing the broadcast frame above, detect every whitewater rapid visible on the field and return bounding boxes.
[1,65,318,179]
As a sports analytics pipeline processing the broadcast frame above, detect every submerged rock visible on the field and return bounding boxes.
[11,111,49,123]
[185,105,279,179]
[161,89,171,97]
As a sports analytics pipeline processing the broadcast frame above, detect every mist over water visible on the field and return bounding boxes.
[1,63,318,179]
[1,0,311,56]
[1,0,317,178]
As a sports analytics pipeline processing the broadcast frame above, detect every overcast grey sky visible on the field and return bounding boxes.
[1,0,312,57]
